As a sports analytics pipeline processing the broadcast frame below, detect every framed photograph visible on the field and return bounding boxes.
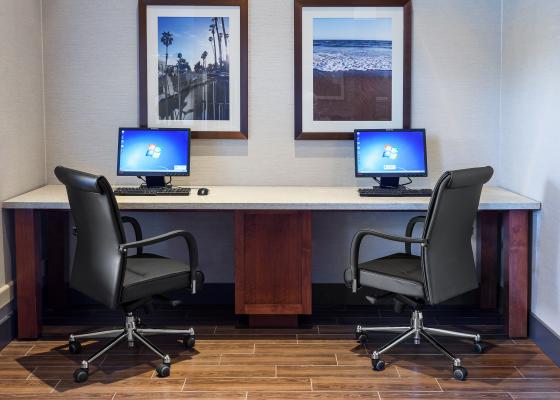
[139,0,248,139]
[295,0,412,140]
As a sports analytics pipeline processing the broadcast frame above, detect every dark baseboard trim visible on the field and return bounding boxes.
[312,284,480,306]
[530,312,560,366]
[0,311,16,351]
[66,283,480,307]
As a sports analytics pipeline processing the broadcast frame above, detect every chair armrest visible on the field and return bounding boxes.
[405,216,426,254]
[121,216,143,255]
[349,229,426,293]
[120,230,199,294]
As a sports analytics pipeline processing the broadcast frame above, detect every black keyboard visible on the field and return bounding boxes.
[359,187,433,197]
[113,187,191,196]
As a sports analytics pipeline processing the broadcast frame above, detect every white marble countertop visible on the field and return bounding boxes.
[2,185,541,211]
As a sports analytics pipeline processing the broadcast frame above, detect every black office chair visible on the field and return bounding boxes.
[345,166,493,381]
[54,166,204,383]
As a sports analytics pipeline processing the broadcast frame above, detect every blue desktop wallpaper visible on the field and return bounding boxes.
[355,130,426,175]
[118,129,189,174]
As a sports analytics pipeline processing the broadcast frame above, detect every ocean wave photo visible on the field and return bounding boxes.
[313,40,392,72]
[312,18,393,122]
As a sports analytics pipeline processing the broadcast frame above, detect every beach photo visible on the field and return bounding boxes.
[158,16,230,121]
[313,18,392,122]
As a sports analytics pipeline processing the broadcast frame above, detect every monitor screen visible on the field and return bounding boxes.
[354,129,427,177]
[117,128,190,176]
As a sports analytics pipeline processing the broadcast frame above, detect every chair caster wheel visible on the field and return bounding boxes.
[473,342,485,353]
[73,368,89,383]
[356,332,368,344]
[372,359,385,371]
[156,363,171,378]
[69,341,81,354]
[453,366,468,381]
[183,334,196,349]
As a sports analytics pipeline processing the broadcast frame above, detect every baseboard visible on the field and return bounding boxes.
[312,284,480,306]
[67,283,236,306]
[0,306,16,351]
[0,281,14,309]
[66,283,480,307]
[529,312,560,366]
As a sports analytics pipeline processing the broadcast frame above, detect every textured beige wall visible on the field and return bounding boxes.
[41,0,502,283]
[43,0,501,187]
[500,0,560,334]
[0,0,46,301]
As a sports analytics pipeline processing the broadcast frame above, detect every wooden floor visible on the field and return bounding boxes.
[0,306,559,399]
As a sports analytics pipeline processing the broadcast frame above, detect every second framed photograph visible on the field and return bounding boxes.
[295,0,412,140]
[139,0,248,139]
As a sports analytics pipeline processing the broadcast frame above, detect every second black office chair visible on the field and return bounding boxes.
[55,166,204,383]
[345,166,493,380]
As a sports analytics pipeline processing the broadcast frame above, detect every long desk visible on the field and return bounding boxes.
[3,185,540,339]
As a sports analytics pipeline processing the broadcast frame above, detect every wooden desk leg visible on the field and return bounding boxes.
[477,211,499,309]
[235,210,312,328]
[45,211,69,310]
[15,210,42,339]
[503,210,530,338]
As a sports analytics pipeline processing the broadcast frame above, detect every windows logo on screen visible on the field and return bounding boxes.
[382,145,398,160]
[146,144,162,159]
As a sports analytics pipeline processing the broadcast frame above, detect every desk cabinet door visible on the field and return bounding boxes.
[235,210,312,315]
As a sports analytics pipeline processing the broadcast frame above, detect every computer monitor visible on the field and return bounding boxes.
[117,127,190,187]
[354,129,427,188]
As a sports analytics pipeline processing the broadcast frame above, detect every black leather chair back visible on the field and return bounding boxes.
[55,166,126,309]
[421,166,493,304]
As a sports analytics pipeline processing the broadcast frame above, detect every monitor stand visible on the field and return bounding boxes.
[378,177,400,189]
[145,176,167,188]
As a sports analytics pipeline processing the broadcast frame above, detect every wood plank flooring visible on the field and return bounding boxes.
[0,306,558,399]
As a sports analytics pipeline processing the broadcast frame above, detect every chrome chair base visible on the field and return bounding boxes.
[356,310,483,381]
[68,312,195,383]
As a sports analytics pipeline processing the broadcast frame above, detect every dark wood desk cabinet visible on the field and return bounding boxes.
[235,211,311,327]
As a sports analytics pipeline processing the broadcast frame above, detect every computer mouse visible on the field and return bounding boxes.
[197,188,209,196]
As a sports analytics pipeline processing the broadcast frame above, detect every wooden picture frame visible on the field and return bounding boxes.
[139,0,248,139]
[294,0,412,140]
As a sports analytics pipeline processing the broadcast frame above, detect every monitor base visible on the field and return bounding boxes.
[378,177,400,189]
[145,176,166,188]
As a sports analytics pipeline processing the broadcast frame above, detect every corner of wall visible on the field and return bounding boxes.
[40,0,48,185]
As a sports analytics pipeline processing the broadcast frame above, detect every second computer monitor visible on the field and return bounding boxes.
[355,129,427,187]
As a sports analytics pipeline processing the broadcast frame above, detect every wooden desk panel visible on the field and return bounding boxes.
[235,211,311,327]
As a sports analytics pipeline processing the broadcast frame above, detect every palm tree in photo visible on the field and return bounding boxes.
[217,32,224,67]
[160,31,174,72]
[201,51,208,69]
[176,52,184,119]
[221,17,229,63]
[214,17,223,67]
[177,53,190,73]
[160,31,174,119]
[209,23,217,66]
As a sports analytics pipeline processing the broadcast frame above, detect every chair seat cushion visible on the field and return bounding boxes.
[358,253,425,298]
[121,253,190,303]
